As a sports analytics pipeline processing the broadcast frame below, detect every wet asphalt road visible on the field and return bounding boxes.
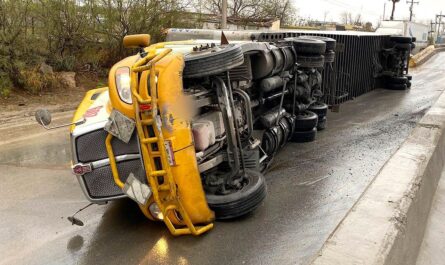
[1,53,445,265]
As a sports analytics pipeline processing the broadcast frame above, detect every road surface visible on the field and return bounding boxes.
[1,52,445,265]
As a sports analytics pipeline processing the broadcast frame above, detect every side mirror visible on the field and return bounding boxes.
[67,216,84,226]
[123,34,151,49]
[35,108,86,130]
[35,109,52,126]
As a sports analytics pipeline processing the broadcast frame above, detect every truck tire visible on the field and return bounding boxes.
[395,43,412,50]
[300,35,337,51]
[387,83,408,90]
[261,128,279,156]
[390,36,412,43]
[184,44,244,78]
[206,169,267,220]
[317,116,327,131]
[387,76,408,84]
[324,51,335,63]
[292,38,326,55]
[294,110,318,131]
[308,102,328,117]
[297,55,324,68]
[291,127,317,143]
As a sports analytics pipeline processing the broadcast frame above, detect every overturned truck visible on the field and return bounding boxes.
[36,30,414,236]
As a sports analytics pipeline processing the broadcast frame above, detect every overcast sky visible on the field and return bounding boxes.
[294,0,445,26]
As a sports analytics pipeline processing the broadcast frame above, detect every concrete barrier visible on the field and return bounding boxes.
[410,45,435,67]
[310,91,445,265]
[410,45,445,67]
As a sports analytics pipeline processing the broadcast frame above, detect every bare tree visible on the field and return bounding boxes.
[364,22,373,31]
[347,12,353,24]
[323,10,329,23]
[354,13,362,25]
[202,0,298,26]
[340,11,350,24]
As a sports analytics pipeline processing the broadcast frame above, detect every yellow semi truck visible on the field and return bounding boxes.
[36,33,334,235]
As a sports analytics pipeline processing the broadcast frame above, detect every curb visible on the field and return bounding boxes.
[310,90,445,265]
[410,45,445,67]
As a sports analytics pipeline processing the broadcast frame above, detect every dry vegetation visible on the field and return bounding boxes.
[0,0,198,98]
[0,0,296,100]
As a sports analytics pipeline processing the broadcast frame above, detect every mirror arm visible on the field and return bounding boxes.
[39,117,86,130]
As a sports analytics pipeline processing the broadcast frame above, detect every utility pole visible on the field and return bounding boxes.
[434,12,445,42]
[429,20,439,41]
[430,14,445,43]
[221,0,227,29]
[438,13,444,35]
[406,0,419,21]
[390,0,398,21]
[383,2,386,20]
[430,20,434,40]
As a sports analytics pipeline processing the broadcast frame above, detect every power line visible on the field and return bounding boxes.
[406,0,419,21]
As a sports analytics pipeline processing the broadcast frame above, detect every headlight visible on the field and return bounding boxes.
[115,67,132,104]
[149,203,164,220]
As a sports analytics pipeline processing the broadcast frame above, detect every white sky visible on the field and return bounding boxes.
[294,0,445,26]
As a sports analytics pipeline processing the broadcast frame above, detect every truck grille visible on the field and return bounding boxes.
[82,159,146,199]
[76,129,139,163]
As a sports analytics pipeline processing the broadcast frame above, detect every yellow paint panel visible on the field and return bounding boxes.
[137,52,214,225]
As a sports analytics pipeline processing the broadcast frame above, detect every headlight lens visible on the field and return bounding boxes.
[115,67,132,104]
[149,203,164,220]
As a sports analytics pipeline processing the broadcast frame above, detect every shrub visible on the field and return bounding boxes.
[21,67,61,94]
[0,75,12,98]
[48,56,76,72]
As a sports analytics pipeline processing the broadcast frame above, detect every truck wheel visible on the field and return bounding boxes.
[297,55,324,68]
[261,128,279,156]
[290,127,317,143]
[183,44,244,78]
[292,38,326,55]
[395,43,412,50]
[294,110,318,131]
[387,76,408,84]
[387,83,408,90]
[324,51,335,63]
[206,169,267,220]
[309,102,328,117]
[317,116,327,131]
[390,36,412,43]
[300,36,336,51]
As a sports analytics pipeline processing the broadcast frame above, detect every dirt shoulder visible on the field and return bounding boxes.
[0,72,106,126]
